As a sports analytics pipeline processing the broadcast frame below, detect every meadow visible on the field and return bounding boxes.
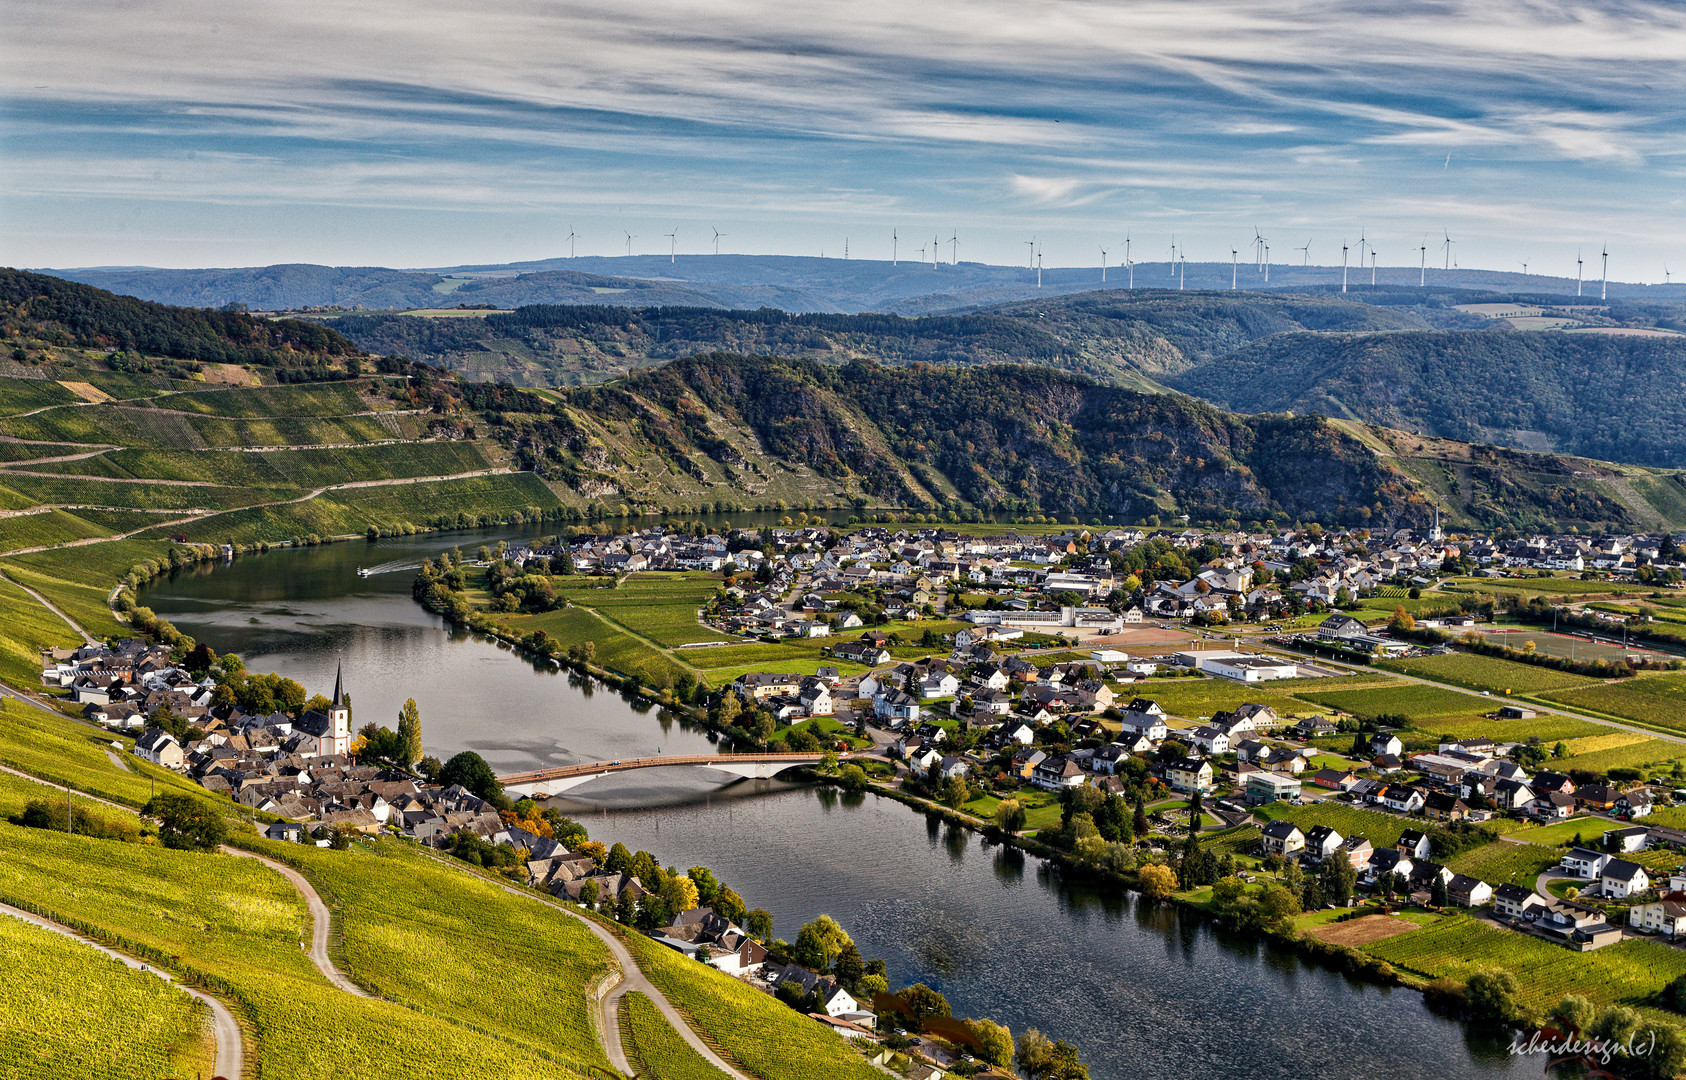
[0,914,214,1080]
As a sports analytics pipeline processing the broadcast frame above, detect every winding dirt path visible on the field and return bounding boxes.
[0,567,94,642]
[220,847,371,997]
[0,901,244,1080]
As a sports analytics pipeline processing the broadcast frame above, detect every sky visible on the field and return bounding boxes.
[3,0,1685,278]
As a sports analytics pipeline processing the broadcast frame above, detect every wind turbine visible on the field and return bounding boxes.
[1231,248,1239,290]
[932,235,939,270]
[1253,228,1265,270]
[1177,245,1185,290]
[1577,248,1584,297]
[918,241,927,264]
[1036,246,1043,289]
[1442,229,1454,271]
[666,228,678,263]
[1125,233,1134,290]
[844,237,849,260]
[1520,261,1527,278]
[1358,229,1368,271]
[1370,247,1377,286]
[624,230,635,257]
[1601,244,1609,301]
[1264,244,1270,282]
[1026,239,1037,268]
[1341,242,1349,293]
[1169,237,1178,279]
[565,225,578,259]
[950,231,959,265]
[1099,245,1108,283]
[892,229,898,266]
[1667,265,1673,285]
[712,227,726,255]
[1297,239,1310,266]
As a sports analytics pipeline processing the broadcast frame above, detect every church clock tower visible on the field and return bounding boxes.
[328,663,350,757]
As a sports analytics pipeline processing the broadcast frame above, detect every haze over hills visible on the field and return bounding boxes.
[40,254,1686,317]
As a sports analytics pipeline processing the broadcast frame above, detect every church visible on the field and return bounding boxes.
[293,664,351,758]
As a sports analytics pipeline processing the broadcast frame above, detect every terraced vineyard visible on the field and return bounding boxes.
[1541,672,1686,734]
[0,914,214,1080]
[620,992,732,1080]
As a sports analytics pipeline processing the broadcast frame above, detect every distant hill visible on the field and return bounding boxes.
[314,289,1429,388]
[1168,329,1686,468]
[0,268,360,374]
[43,254,1686,320]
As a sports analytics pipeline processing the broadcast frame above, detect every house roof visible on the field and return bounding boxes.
[1261,820,1303,840]
[1604,858,1648,882]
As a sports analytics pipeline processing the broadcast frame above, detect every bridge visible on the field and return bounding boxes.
[497,752,851,798]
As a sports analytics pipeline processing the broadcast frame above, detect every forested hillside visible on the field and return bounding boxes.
[1171,330,1686,467]
[318,290,1425,388]
[1,268,361,376]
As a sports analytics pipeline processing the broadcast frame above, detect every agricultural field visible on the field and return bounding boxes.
[272,839,615,1076]
[0,574,82,686]
[1407,714,1605,744]
[510,605,695,689]
[1256,800,1413,849]
[0,914,214,1080]
[0,441,86,462]
[581,574,727,648]
[1364,914,1686,1021]
[0,827,589,1080]
[28,442,498,488]
[1506,816,1627,847]
[1296,683,1486,719]
[0,471,280,512]
[147,382,380,418]
[1540,673,1686,735]
[1378,653,1598,695]
[1128,676,1341,722]
[1444,840,1562,887]
[620,992,732,1080]
[1557,737,1684,776]
[1,401,425,450]
[0,508,122,553]
[1,560,128,638]
[1445,576,1637,598]
[619,930,885,1080]
[0,377,79,417]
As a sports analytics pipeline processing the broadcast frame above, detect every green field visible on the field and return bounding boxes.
[0,574,82,685]
[1541,673,1686,734]
[1406,713,1605,743]
[0,471,280,512]
[1506,816,1627,847]
[1365,914,1686,1021]
[2,561,127,638]
[0,827,582,1080]
[1447,576,1635,597]
[579,574,727,648]
[1297,683,1487,719]
[1444,840,1562,886]
[620,991,732,1080]
[147,382,377,418]
[1256,799,1413,848]
[0,914,214,1080]
[0,378,79,418]
[27,442,497,488]
[1557,737,1684,776]
[270,839,615,1076]
[619,930,884,1080]
[1379,653,1599,695]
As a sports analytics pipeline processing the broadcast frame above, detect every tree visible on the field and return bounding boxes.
[578,879,601,911]
[792,914,852,971]
[439,750,502,801]
[833,941,866,990]
[713,887,747,926]
[1388,606,1415,633]
[615,889,637,925]
[898,983,950,1032]
[995,798,1027,833]
[687,866,721,906]
[1319,855,1356,907]
[396,698,423,768]
[1257,885,1299,927]
[1132,794,1150,838]
[1464,969,1520,1023]
[746,908,774,942]
[605,842,633,874]
[1551,993,1596,1033]
[967,1018,1015,1068]
[665,875,700,913]
[1137,864,1177,900]
[1429,874,1449,908]
[1017,1028,1090,1080]
[141,794,227,851]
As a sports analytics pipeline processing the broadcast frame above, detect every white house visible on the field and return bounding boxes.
[1631,898,1686,938]
[1561,847,1612,880]
[1493,883,1548,919]
[1261,820,1305,856]
[919,671,960,699]
[1601,859,1651,899]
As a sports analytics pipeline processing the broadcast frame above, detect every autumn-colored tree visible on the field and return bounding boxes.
[1137,864,1177,900]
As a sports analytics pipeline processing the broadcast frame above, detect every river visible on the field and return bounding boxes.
[144,529,1538,1080]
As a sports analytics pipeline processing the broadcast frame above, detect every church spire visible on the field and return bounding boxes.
[331,662,344,707]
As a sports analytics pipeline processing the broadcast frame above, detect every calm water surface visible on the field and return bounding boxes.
[146,532,1538,1080]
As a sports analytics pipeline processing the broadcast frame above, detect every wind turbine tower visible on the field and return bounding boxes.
[1442,229,1453,271]
[1341,242,1349,293]
[932,235,939,270]
[1577,249,1584,297]
[565,225,578,258]
[1419,236,1427,287]
[1370,247,1377,286]
[1297,240,1310,266]
[712,227,726,254]
[666,229,677,263]
[950,231,959,265]
[1264,244,1270,282]
[1026,239,1036,268]
[1602,244,1609,301]
[1177,246,1185,290]
[1036,246,1043,288]
[1232,248,1238,290]
[892,229,898,266]
[1099,246,1108,283]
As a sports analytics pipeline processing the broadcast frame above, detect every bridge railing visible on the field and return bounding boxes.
[497,750,849,785]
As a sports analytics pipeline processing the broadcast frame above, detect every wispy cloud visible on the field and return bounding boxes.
[2,0,1682,270]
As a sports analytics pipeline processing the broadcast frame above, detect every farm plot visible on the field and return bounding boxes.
[1296,683,1483,719]
[0,508,115,552]
[1312,914,1420,947]
[584,574,725,647]
[1445,841,1562,887]
[1408,714,1605,743]
[0,914,214,1080]
[1541,674,1686,734]
[1365,915,1686,1019]
[620,991,732,1080]
[148,382,376,418]
[1557,738,1683,776]
[0,377,78,418]
[1256,800,1412,849]
[1379,653,1598,695]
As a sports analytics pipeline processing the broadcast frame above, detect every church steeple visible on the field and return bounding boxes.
[331,662,344,708]
[327,661,349,756]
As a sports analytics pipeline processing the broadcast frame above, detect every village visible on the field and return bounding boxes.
[37,514,1686,1070]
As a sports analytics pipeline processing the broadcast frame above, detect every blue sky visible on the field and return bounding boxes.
[3,0,1684,278]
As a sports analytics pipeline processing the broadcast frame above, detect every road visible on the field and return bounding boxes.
[0,900,244,1080]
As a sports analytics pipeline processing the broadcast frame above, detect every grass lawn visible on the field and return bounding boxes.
[1256,799,1413,848]
[1506,816,1626,847]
